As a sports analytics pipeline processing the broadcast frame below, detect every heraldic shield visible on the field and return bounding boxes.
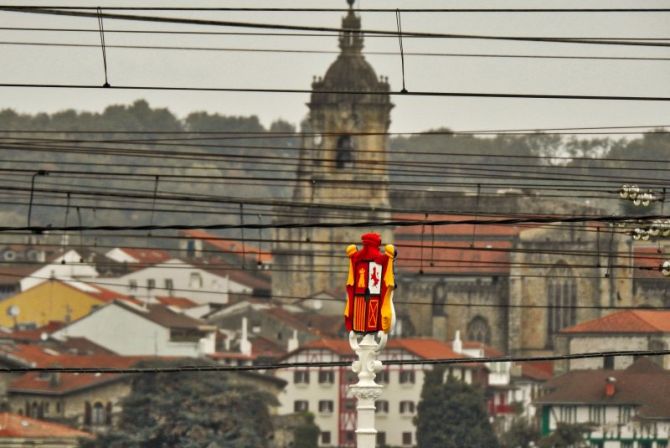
[345,233,396,334]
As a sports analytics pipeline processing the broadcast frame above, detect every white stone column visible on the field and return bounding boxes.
[348,331,387,448]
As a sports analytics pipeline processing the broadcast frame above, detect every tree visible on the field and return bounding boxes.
[415,368,499,448]
[500,418,538,448]
[537,423,590,448]
[293,412,320,448]
[80,360,275,448]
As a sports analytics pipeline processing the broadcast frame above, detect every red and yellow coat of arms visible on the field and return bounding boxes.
[344,233,396,334]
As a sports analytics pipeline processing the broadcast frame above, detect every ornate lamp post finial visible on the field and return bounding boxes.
[344,233,397,447]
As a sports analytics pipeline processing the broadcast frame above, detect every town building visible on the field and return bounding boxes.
[275,337,488,448]
[93,258,252,305]
[51,301,217,357]
[556,309,670,372]
[535,357,670,448]
[0,280,129,328]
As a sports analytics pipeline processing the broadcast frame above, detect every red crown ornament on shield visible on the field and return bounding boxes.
[344,233,396,334]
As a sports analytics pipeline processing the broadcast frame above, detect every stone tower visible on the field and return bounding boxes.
[273,2,394,301]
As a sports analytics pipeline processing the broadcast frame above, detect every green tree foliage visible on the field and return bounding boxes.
[415,368,499,448]
[500,418,538,448]
[80,360,275,448]
[293,412,320,448]
[537,422,590,448]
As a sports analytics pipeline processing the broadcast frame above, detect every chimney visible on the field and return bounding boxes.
[287,330,299,353]
[239,317,252,356]
[453,330,463,354]
[605,377,617,397]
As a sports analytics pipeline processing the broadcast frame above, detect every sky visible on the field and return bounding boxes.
[0,0,669,133]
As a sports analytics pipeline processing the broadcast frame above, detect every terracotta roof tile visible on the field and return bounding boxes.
[633,245,667,279]
[0,412,91,438]
[118,247,172,264]
[561,310,670,334]
[181,230,273,264]
[155,296,198,310]
[393,214,523,238]
[395,240,512,274]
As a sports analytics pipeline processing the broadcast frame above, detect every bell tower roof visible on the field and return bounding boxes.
[311,1,390,95]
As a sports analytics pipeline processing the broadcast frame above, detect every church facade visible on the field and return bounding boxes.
[272,5,667,357]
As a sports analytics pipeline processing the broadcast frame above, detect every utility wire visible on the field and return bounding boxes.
[3,7,670,48]
[1,349,669,374]
[2,82,670,102]
[3,41,670,62]
[2,27,669,42]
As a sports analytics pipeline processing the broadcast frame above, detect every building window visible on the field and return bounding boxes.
[164,278,174,293]
[147,278,155,290]
[294,400,309,412]
[345,431,355,444]
[618,406,632,424]
[376,431,386,447]
[467,315,491,345]
[294,370,310,384]
[321,431,331,445]
[432,281,447,316]
[603,355,614,370]
[377,370,389,384]
[376,400,389,414]
[399,370,415,384]
[92,402,106,426]
[559,406,577,423]
[318,400,334,413]
[189,272,203,288]
[649,339,667,366]
[335,135,354,169]
[588,406,605,424]
[344,399,355,411]
[84,402,92,425]
[546,263,577,348]
[402,432,413,445]
[399,401,415,414]
[128,279,137,291]
[318,370,334,384]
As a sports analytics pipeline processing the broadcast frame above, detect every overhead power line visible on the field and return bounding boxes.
[0,349,668,374]
[2,82,670,102]
[4,41,670,62]
[2,26,669,42]
[4,6,670,13]
[3,7,670,48]
[1,213,669,233]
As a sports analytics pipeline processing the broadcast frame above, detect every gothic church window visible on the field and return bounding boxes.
[546,263,577,348]
[432,281,447,316]
[335,135,354,168]
[467,316,491,344]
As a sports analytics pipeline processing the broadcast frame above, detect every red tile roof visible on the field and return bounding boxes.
[155,296,198,310]
[633,245,666,279]
[0,412,91,438]
[393,213,523,238]
[519,361,553,381]
[295,337,472,363]
[395,240,512,274]
[0,321,65,343]
[118,247,172,264]
[561,310,670,334]
[181,229,273,264]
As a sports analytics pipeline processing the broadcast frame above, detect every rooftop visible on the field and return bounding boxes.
[536,358,670,420]
[0,412,90,438]
[561,310,670,334]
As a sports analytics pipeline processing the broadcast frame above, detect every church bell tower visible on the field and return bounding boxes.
[273,1,394,300]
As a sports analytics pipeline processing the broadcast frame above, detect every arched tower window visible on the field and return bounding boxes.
[467,316,491,345]
[335,135,354,168]
[432,281,447,316]
[546,263,577,348]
